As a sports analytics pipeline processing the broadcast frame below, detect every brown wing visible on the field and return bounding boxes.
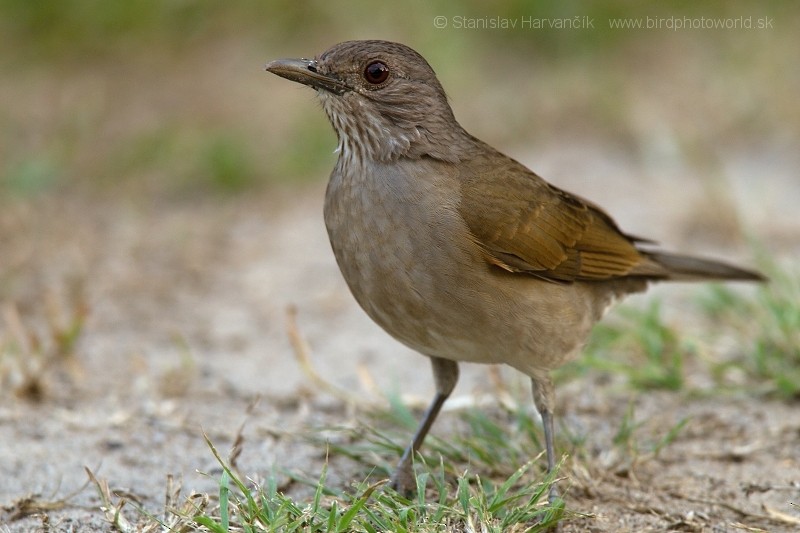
[458,155,667,283]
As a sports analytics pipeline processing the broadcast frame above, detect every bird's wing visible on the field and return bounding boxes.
[458,156,666,283]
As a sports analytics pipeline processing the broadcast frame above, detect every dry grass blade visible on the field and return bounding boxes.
[285,305,366,406]
[229,396,259,470]
[1,283,87,401]
[85,467,135,533]
[761,504,800,526]
[155,475,212,533]
[2,494,68,521]
[1,303,45,400]
[1,468,90,522]
[2,303,32,354]
[667,490,793,526]
[730,523,769,532]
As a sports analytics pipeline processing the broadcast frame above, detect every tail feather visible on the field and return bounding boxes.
[645,251,765,282]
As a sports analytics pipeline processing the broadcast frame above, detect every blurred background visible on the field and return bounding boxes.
[1,0,797,199]
[1,0,799,391]
[0,2,799,528]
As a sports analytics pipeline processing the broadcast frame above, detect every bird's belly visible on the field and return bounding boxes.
[325,206,605,373]
[325,203,485,360]
[322,163,616,375]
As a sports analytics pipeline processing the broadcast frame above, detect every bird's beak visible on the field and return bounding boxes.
[265,58,348,95]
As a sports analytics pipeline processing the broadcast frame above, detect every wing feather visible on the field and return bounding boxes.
[458,155,664,283]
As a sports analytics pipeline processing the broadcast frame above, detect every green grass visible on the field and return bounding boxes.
[197,458,562,532]
[168,421,565,532]
[101,127,265,197]
[2,156,61,197]
[121,387,708,531]
[0,282,87,401]
[697,259,800,398]
[337,395,547,479]
[557,299,690,391]
[130,372,722,532]
[89,392,571,531]
[557,256,799,398]
[611,401,690,465]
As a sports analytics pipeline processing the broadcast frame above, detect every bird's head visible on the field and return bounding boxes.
[266,40,469,162]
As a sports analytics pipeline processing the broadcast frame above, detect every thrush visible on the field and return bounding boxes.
[265,40,764,500]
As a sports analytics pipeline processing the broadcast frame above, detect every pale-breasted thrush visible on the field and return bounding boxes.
[265,40,764,499]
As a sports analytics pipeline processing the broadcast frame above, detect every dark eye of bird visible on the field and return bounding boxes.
[363,61,390,84]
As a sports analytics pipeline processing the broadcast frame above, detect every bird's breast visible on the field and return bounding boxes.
[321,156,611,373]
[323,157,489,356]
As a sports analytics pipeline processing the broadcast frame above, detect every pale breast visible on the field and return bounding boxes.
[322,155,629,373]
[325,157,469,348]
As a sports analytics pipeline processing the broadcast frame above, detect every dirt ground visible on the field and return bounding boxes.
[1,133,798,532]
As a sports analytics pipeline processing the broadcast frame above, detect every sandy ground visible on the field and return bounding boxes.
[1,140,799,531]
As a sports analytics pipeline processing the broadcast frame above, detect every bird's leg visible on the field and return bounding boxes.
[389,356,459,495]
[531,374,560,504]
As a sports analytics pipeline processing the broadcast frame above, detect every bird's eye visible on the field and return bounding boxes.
[363,61,390,84]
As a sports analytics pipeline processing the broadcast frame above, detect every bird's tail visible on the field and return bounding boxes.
[646,251,765,282]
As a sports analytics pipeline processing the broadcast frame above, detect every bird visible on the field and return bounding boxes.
[265,40,764,500]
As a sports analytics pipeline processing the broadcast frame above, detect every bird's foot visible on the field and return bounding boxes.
[387,463,416,497]
[548,483,560,505]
